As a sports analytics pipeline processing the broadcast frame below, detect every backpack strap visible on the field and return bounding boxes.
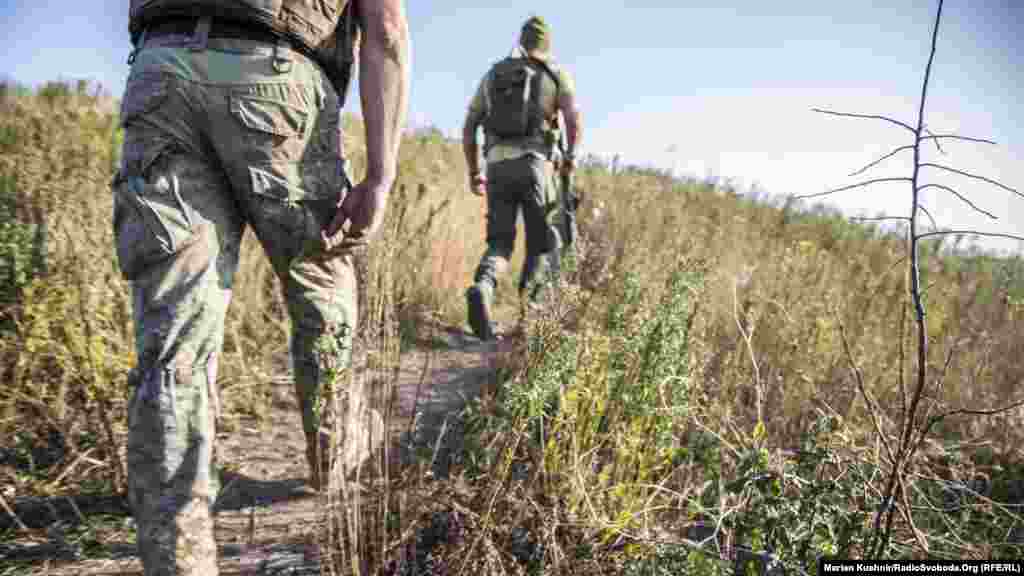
[527,57,564,154]
[482,55,560,114]
[333,1,357,106]
[481,55,562,155]
[527,56,561,101]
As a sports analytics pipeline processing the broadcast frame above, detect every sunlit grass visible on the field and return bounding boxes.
[2,80,1023,573]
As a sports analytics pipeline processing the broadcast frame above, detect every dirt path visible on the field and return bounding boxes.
[9,327,515,576]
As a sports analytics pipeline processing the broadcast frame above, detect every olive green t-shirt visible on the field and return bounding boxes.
[468,57,576,162]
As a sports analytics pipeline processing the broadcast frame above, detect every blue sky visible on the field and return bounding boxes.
[3,1,1022,252]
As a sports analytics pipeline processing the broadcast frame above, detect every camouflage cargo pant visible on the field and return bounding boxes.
[473,154,562,304]
[115,35,361,575]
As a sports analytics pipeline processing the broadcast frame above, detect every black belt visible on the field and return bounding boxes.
[145,17,282,45]
[132,15,325,73]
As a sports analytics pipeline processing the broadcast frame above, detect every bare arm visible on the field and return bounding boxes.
[463,108,483,178]
[326,0,410,242]
[463,78,487,195]
[462,110,488,196]
[559,90,582,159]
[359,0,410,184]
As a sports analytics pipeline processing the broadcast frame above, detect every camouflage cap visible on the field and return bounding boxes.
[519,16,551,60]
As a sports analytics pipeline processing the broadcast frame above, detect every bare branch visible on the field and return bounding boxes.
[812,107,917,134]
[839,318,897,467]
[854,254,910,342]
[916,230,1024,242]
[873,0,946,557]
[920,163,1023,200]
[916,204,938,230]
[918,183,998,220]
[898,475,930,553]
[794,177,913,200]
[733,278,763,425]
[946,400,1024,418]
[922,127,946,155]
[850,145,915,177]
[851,216,911,223]
[919,134,998,146]
[938,341,957,391]
[910,343,961,456]
[924,398,1024,434]
[897,294,909,423]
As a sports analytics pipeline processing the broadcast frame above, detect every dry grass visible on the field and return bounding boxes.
[2,80,1023,572]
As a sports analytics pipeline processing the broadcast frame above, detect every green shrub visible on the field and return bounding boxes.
[493,258,703,542]
[0,173,43,321]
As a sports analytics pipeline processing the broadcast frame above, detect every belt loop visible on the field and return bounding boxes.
[189,15,212,52]
[273,40,293,74]
[127,29,147,65]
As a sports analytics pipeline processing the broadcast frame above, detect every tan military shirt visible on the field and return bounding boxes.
[468,54,576,163]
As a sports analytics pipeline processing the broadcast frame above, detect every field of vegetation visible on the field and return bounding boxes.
[1,78,1023,575]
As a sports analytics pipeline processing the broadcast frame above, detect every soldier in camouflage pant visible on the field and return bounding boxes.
[114,2,409,573]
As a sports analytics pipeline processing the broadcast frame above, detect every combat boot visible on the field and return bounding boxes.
[466,283,496,341]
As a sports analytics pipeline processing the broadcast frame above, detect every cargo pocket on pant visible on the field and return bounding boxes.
[248,160,347,262]
[246,166,309,262]
[231,91,307,142]
[113,143,200,280]
[127,365,180,481]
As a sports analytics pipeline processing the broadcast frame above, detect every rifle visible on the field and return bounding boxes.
[556,124,579,253]
[526,56,579,253]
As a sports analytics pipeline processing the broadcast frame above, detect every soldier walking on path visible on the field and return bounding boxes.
[462,15,584,341]
[113,0,409,573]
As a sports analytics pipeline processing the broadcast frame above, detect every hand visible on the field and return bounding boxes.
[321,176,392,255]
[560,155,576,177]
[469,172,487,196]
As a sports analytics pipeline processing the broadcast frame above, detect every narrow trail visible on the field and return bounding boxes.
[12,327,515,576]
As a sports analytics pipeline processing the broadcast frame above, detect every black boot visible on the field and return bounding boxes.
[466,284,496,341]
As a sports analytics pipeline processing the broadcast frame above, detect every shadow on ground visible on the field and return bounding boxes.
[392,327,513,480]
[1,326,513,574]
[0,471,321,571]
[213,471,314,512]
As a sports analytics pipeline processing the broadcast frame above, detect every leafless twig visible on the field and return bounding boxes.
[406,346,434,442]
[850,145,915,177]
[732,278,762,426]
[812,107,916,134]
[922,127,946,155]
[917,183,998,220]
[920,163,1023,200]
[929,397,1024,422]
[916,204,939,230]
[794,177,913,200]
[838,319,897,468]
[850,216,911,223]
[919,134,997,146]
[916,230,1024,242]
[897,291,909,425]
[870,0,947,556]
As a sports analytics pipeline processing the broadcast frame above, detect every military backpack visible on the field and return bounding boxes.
[482,56,560,148]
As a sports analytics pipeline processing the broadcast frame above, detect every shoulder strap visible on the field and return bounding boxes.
[335,1,357,105]
[526,57,561,100]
